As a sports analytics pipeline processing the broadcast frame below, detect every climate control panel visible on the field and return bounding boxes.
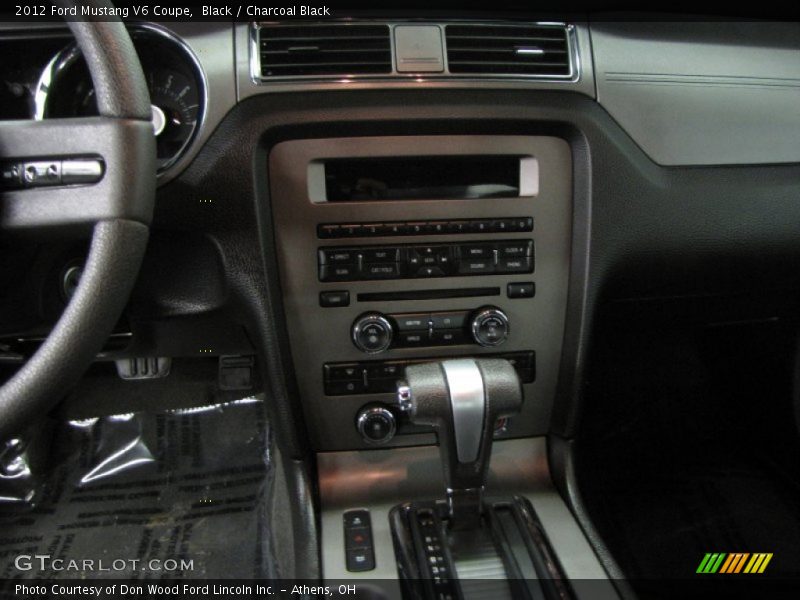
[351,306,510,354]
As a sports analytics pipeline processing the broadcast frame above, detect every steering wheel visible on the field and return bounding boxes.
[0,2,155,439]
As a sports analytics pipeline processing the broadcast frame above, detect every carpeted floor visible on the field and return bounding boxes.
[0,397,275,580]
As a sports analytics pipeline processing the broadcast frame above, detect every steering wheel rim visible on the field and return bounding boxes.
[0,1,156,439]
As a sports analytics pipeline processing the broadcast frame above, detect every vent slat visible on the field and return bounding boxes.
[445,24,571,77]
[258,24,392,78]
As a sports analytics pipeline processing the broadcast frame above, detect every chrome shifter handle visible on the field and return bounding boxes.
[397,358,523,529]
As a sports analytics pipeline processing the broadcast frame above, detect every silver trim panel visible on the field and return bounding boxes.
[319,438,619,598]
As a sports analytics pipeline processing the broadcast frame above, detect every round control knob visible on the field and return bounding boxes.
[356,405,397,445]
[470,306,510,347]
[352,312,393,354]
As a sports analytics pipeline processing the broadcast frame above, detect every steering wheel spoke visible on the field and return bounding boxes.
[0,116,154,234]
[0,6,155,440]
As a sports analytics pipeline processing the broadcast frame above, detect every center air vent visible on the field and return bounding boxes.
[445,24,572,77]
[258,24,392,78]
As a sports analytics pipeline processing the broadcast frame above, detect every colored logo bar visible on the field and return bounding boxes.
[697,553,773,574]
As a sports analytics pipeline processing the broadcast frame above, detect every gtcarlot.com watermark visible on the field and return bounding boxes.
[14,554,194,573]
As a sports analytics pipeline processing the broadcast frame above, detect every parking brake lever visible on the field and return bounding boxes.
[397,358,523,530]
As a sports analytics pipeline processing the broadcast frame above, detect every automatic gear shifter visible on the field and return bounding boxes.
[391,359,572,600]
[397,358,523,529]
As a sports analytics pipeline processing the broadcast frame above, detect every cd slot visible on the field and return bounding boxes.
[311,155,538,202]
[357,287,500,302]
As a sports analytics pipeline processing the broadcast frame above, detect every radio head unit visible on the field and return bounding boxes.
[269,135,571,451]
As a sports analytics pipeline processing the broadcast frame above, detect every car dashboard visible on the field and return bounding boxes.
[1,13,800,599]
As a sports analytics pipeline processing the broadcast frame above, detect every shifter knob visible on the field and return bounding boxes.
[397,358,523,529]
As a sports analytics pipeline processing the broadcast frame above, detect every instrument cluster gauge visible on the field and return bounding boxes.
[35,24,205,177]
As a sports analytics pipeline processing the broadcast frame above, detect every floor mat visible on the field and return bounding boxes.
[0,397,275,580]
[576,317,800,598]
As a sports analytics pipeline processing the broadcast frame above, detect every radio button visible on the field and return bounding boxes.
[398,331,427,346]
[319,249,357,264]
[361,223,383,236]
[339,224,363,237]
[497,241,533,258]
[430,311,467,330]
[507,282,535,299]
[446,221,469,234]
[318,224,341,239]
[458,259,494,275]
[496,257,534,273]
[384,223,407,235]
[320,264,358,281]
[510,217,534,232]
[320,291,351,307]
[362,263,401,279]
[407,222,427,235]
[491,219,515,233]
[470,220,492,234]
[459,244,493,259]
[362,248,401,263]
[393,314,430,331]
[431,329,466,345]
[353,314,394,354]
[415,266,446,278]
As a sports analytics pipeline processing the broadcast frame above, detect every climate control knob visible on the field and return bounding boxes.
[356,405,397,445]
[352,312,394,354]
[470,306,510,347]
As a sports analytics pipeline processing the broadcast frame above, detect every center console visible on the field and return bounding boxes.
[269,135,572,451]
[269,134,615,598]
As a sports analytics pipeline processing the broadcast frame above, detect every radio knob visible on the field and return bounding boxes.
[470,306,510,347]
[356,405,397,445]
[352,312,394,354]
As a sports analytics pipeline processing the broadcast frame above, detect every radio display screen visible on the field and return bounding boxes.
[323,155,522,202]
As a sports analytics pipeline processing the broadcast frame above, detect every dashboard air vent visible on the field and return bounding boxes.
[258,24,392,78]
[445,24,572,77]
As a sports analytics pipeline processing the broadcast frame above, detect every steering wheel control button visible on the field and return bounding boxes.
[352,313,394,354]
[319,291,350,308]
[356,405,397,445]
[2,159,104,189]
[343,510,375,572]
[507,282,535,299]
[61,159,104,184]
[471,306,510,347]
[61,265,83,301]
